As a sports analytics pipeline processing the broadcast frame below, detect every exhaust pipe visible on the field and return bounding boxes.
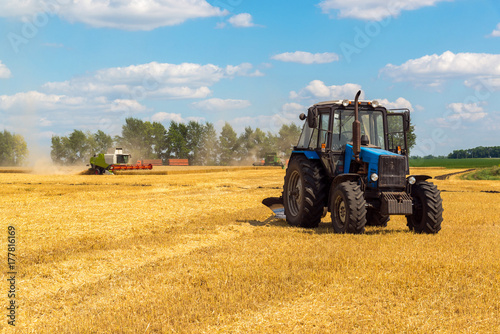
[352,90,361,162]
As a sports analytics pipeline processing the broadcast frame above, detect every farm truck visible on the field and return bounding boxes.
[88,148,153,175]
[263,91,443,234]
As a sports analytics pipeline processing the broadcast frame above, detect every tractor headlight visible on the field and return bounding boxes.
[370,173,379,182]
[342,99,350,107]
[408,176,416,185]
[371,100,380,108]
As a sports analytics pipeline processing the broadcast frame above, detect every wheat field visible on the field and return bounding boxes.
[1,167,499,333]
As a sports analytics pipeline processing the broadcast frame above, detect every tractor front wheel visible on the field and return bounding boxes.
[283,155,326,228]
[331,181,367,234]
[406,181,443,234]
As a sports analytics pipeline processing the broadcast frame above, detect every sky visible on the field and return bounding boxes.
[0,0,499,159]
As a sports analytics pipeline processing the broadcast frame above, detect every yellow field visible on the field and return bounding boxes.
[1,167,499,333]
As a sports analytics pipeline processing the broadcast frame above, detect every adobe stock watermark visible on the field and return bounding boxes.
[339,4,402,63]
[210,0,244,27]
[411,78,495,161]
[7,0,70,53]
[211,0,243,12]
[98,73,161,134]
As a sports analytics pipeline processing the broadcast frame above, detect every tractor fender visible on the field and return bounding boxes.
[331,173,362,190]
[290,150,320,160]
[327,173,362,211]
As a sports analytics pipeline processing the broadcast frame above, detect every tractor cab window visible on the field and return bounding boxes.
[331,109,386,150]
[297,123,314,149]
[296,109,330,150]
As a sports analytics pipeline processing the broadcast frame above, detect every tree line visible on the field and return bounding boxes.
[447,146,500,159]
[51,118,302,166]
[0,130,28,166]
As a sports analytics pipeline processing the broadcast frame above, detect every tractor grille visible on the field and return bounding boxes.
[378,155,406,188]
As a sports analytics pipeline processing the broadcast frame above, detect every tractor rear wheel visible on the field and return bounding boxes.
[406,181,443,234]
[283,155,327,228]
[331,181,367,234]
[366,210,390,227]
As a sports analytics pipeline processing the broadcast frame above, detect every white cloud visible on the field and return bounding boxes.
[490,23,500,37]
[215,22,226,29]
[151,112,205,124]
[0,61,12,79]
[225,63,264,77]
[39,118,52,127]
[380,51,500,88]
[272,51,340,64]
[0,91,148,134]
[0,91,147,114]
[281,102,307,114]
[191,98,251,111]
[228,13,257,28]
[151,112,183,123]
[375,97,413,110]
[0,0,227,31]
[290,80,362,100]
[446,102,487,121]
[318,0,453,21]
[42,61,262,100]
[0,61,263,136]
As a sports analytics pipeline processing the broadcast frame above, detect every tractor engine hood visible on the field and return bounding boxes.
[344,143,403,178]
[344,144,406,188]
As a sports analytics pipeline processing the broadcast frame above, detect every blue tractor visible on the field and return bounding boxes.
[264,91,443,234]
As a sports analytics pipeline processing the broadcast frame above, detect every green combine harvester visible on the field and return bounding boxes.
[253,153,284,167]
[88,148,152,175]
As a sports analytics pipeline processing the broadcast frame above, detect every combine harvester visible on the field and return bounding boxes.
[253,153,284,168]
[88,148,153,175]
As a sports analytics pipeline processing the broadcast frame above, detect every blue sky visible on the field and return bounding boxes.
[0,0,499,159]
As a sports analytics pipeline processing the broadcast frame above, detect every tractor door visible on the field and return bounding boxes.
[317,109,336,177]
[387,110,410,173]
[386,111,409,156]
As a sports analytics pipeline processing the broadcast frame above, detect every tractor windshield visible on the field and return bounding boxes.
[332,109,385,150]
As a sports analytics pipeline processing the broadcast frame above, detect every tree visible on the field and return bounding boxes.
[66,130,90,164]
[196,122,218,165]
[51,130,113,165]
[218,122,239,165]
[90,130,113,155]
[258,131,278,159]
[277,123,301,156]
[237,127,257,163]
[186,121,204,163]
[50,136,67,164]
[166,121,189,159]
[150,122,167,161]
[117,118,155,159]
[0,131,28,166]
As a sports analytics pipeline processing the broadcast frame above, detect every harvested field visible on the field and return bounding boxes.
[1,167,499,333]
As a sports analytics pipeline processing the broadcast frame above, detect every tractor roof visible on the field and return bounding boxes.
[311,100,385,108]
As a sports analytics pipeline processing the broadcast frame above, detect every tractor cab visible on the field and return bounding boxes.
[296,100,410,179]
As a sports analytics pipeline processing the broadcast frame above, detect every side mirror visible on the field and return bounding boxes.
[307,108,318,128]
[299,113,306,121]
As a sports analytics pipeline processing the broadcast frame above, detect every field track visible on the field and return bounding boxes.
[434,169,476,180]
[0,167,499,333]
